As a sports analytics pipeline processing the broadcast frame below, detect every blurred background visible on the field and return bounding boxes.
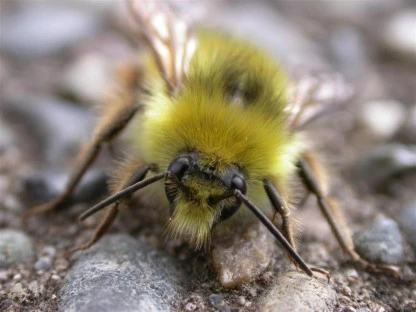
[0,1,415,311]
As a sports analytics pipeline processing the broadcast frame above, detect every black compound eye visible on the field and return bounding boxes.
[168,157,190,180]
[231,175,247,194]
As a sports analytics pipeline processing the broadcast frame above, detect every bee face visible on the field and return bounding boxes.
[164,152,247,248]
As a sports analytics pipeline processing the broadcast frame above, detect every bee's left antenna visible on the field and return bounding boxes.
[234,189,314,277]
[79,172,166,221]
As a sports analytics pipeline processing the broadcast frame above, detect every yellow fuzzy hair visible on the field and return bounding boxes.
[130,31,305,247]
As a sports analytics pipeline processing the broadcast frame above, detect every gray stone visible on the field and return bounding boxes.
[34,256,53,271]
[2,97,93,164]
[59,234,192,312]
[329,27,368,78]
[61,53,114,105]
[382,10,416,63]
[258,271,336,312]
[208,294,224,308]
[352,144,416,189]
[23,169,107,205]
[397,201,416,249]
[206,1,326,69]
[360,100,406,139]
[211,222,277,288]
[208,294,231,312]
[42,246,57,258]
[0,4,103,59]
[0,116,16,152]
[354,218,404,265]
[0,229,35,269]
[399,104,416,144]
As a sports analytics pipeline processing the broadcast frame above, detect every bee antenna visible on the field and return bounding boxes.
[234,189,314,277]
[79,172,167,221]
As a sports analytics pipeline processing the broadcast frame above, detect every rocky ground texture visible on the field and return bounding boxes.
[1,1,415,311]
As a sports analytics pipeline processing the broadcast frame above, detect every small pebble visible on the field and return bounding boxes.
[0,270,9,281]
[237,296,246,306]
[397,201,416,249]
[55,258,70,272]
[360,100,406,139]
[13,273,22,281]
[42,246,57,258]
[354,218,404,265]
[382,10,416,63]
[34,256,53,271]
[184,302,197,311]
[51,274,61,281]
[248,288,257,298]
[61,53,113,105]
[341,286,353,297]
[28,280,42,298]
[219,306,231,312]
[258,271,336,312]
[209,294,225,309]
[0,229,35,269]
[3,195,23,213]
[346,269,359,282]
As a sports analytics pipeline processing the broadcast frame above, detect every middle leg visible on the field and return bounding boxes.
[297,152,400,276]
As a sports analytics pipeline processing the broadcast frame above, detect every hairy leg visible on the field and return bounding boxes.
[264,180,297,249]
[264,179,330,278]
[70,162,153,253]
[27,61,143,216]
[298,151,400,276]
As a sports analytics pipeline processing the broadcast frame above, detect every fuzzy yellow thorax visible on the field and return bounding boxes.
[132,31,305,247]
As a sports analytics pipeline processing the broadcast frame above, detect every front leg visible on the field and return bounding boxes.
[264,179,330,278]
[70,162,153,253]
[264,180,297,250]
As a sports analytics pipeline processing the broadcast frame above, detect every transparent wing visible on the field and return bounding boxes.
[128,0,197,93]
[286,72,355,130]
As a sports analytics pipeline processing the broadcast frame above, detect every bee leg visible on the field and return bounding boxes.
[298,191,311,209]
[264,180,297,250]
[69,204,119,254]
[297,155,401,277]
[70,164,152,254]
[264,179,331,280]
[26,62,143,216]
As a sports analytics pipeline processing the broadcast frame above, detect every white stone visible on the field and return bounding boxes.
[383,10,416,62]
[360,100,406,138]
[62,53,112,105]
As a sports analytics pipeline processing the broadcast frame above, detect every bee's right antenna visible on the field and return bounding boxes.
[234,189,314,277]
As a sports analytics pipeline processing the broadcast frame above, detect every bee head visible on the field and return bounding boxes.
[164,152,247,249]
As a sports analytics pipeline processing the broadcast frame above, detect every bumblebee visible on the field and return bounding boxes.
[28,0,399,282]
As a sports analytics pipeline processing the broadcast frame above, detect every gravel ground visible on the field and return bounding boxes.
[1,1,415,311]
